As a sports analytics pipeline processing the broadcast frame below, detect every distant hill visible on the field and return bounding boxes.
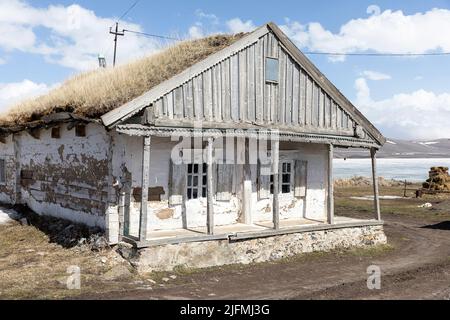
[335,138,450,159]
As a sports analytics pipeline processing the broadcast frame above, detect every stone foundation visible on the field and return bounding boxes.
[128,225,387,273]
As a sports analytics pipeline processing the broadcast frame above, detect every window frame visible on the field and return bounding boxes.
[186,163,207,200]
[265,56,280,84]
[270,160,294,196]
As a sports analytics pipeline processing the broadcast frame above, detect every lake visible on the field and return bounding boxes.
[334,158,450,182]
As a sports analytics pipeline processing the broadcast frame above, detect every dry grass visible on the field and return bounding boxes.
[334,176,406,188]
[0,33,245,127]
[0,220,142,299]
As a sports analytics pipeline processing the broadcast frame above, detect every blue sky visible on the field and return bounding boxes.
[1,0,450,139]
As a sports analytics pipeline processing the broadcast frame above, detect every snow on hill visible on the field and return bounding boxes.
[335,138,450,159]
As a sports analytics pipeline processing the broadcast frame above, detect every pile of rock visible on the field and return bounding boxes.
[423,167,450,191]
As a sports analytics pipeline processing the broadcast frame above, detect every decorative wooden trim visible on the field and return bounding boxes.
[115,124,380,149]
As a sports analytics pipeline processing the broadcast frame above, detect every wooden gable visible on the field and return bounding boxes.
[102,23,385,147]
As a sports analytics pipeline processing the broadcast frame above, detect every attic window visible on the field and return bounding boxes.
[265,57,279,83]
[51,127,61,139]
[75,125,86,137]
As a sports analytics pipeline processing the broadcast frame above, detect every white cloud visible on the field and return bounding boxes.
[355,78,450,139]
[195,9,219,25]
[281,7,450,60]
[361,70,391,81]
[188,25,204,39]
[0,0,161,71]
[0,79,55,112]
[0,57,5,65]
[226,18,256,33]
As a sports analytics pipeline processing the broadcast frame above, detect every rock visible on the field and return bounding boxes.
[100,257,107,264]
[90,235,109,251]
[169,275,177,280]
[146,279,156,284]
[101,264,133,281]
[418,203,433,208]
[117,243,138,260]
[162,277,170,282]
[20,218,29,226]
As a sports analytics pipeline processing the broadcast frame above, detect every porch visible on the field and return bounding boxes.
[116,127,383,249]
[124,216,384,248]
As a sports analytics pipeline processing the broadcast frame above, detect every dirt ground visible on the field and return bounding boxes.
[1,185,450,300]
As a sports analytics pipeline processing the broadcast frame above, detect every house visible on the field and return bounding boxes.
[0,23,386,270]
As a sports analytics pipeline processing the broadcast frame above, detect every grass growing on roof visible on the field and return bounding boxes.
[0,33,245,127]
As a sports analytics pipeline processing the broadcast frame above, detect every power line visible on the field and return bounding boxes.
[303,51,450,57]
[123,29,182,41]
[118,0,141,22]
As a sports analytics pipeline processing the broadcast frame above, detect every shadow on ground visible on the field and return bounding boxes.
[3,204,107,249]
[422,221,450,231]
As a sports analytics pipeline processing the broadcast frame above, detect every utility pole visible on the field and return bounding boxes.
[109,22,124,67]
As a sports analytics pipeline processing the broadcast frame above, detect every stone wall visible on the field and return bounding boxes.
[130,225,387,273]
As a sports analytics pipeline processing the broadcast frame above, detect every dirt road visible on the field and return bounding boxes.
[84,213,450,300]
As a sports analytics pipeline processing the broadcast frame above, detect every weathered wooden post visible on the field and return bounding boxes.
[139,136,151,241]
[272,138,280,230]
[327,144,334,224]
[206,137,215,235]
[371,148,381,221]
[242,137,253,225]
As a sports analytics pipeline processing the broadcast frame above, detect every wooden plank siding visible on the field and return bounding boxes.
[150,30,372,140]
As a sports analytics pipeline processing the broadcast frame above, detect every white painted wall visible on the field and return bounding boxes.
[252,143,328,223]
[113,136,328,233]
[0,126,329,240]
[0,123,111,229]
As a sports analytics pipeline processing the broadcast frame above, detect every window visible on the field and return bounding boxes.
[265,57,279,83]
[0,159,5,184]
[51,127,61,139]
[281,162,292,194]
[187,163,207,200]
[75,124,86,137]
[270,161,293,195]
